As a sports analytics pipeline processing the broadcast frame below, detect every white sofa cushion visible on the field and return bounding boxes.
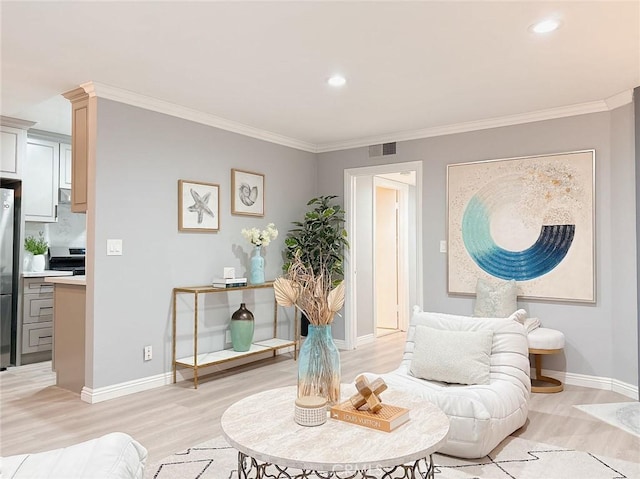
[1,432,147,479]
[409,325,493,385]
[366,307,530,459]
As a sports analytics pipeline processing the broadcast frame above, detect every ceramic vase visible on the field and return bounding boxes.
[297,324,341,406]
[250,246,265,285]
[31,254,45,272]
[230,303,255,352]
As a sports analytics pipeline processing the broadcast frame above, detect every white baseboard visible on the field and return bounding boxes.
[81,347,296,403]
[81,372,171,404]
[83,354,638,404]
[535,368,639,399]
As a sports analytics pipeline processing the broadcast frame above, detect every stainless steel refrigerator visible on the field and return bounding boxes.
[1,187,17,369]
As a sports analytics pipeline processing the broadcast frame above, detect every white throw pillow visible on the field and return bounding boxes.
[473,278,517,318]
[409,325,493,385]
[507,308,528,324]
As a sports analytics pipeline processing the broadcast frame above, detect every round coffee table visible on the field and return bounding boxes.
[220,385,449,478]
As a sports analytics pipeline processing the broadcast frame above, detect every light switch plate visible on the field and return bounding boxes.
[107,239,123,256]
[439,240,447,253]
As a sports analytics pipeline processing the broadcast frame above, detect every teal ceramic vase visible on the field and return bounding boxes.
[230,303,255,352]
[250,246,265,285]
[298,324,341,405]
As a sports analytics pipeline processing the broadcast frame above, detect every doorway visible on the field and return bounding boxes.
[343,161,423,349]
[374,177,409,337]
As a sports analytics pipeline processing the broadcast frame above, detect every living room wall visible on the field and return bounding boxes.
[317,108,638,390]
[89,99,317,389]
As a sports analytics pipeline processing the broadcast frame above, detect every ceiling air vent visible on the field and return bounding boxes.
[368,142,397,158]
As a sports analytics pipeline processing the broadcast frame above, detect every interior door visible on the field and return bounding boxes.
[375,185,399,331]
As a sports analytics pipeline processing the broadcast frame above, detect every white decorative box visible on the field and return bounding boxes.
[294,396,327,427]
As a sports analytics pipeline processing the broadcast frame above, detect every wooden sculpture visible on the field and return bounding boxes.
[349,375,388,413]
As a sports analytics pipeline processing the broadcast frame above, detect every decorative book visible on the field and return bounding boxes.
[212,278,247,288]
[330,401,410,432]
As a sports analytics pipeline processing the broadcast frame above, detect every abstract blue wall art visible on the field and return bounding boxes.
[447,150,595,302]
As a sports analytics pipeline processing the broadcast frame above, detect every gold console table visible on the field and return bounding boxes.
[172,281,298,388]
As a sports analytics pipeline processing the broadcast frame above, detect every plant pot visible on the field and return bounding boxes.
[31,254,45,272]
[230,303,255,352]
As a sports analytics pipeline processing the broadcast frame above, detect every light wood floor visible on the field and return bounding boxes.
[1,332,638,466]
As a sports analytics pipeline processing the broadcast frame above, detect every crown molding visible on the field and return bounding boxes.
[82,81,317,153]
[316,92,633,153]
[0,116,37,130]
[68,83,634,155]
[604,89,633,110]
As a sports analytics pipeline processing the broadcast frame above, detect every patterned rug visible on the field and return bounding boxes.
[145,435,640,479]
[574,401,640,439]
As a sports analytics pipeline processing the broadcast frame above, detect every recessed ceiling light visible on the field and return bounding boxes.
[530,19,561,34]
[328,75,346,87]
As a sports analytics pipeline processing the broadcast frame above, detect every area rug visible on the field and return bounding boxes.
[145,435,640,479]
[574,401,640,438]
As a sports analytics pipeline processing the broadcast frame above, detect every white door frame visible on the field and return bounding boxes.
[343,161,423,350]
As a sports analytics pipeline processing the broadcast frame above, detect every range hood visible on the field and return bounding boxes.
[59,188,71,204]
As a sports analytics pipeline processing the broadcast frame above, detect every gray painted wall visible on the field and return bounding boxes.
[317,109,638,386]
[91,99,316,388]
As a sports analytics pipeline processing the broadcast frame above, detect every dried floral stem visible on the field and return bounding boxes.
[273,254,345,326]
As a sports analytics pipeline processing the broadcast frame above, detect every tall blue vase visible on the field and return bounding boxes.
[298,324,341,406]
[250,246,265,284]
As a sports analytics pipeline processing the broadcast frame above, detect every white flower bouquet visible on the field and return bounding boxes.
[241,223,278,247]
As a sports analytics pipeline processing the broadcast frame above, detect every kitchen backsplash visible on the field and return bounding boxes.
[25,203,86,248]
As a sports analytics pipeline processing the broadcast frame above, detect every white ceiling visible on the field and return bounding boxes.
[2,1,638,152]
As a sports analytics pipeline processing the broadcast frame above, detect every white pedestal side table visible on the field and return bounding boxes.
[221,385,450,479]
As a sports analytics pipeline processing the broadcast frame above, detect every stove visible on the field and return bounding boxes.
[48,246,86,275]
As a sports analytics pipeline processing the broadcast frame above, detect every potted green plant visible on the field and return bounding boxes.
[24,232,49,272]
[282,195,349,335]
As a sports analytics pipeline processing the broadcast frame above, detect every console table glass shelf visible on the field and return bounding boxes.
[172,281,298,388]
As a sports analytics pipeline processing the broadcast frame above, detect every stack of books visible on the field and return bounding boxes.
[212,277,248,288]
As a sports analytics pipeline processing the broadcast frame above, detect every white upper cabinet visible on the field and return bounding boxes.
[59,143,72,189]
[24,137,59,222]
[1,125,27,179]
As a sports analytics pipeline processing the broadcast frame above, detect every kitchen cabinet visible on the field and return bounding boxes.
[21,278,54,355]
[24,137,59,222]
[1,125,27,179]
[172,281,298,388]
[46,275,86,394]
[62,87,94,213]
[59,143,72,189]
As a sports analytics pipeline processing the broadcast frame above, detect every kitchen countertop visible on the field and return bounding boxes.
[23,270,73,278]
[44,275,86,286]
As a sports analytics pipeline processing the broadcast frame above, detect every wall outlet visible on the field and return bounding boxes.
[144,345,152,361]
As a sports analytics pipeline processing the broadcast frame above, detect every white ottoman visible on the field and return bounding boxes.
[528,327,565,393]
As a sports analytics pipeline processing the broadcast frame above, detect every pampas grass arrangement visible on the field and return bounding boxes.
[274,255,345,326]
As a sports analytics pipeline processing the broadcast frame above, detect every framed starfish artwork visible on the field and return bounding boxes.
[178,179,220,232]
[231,169,264,217]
